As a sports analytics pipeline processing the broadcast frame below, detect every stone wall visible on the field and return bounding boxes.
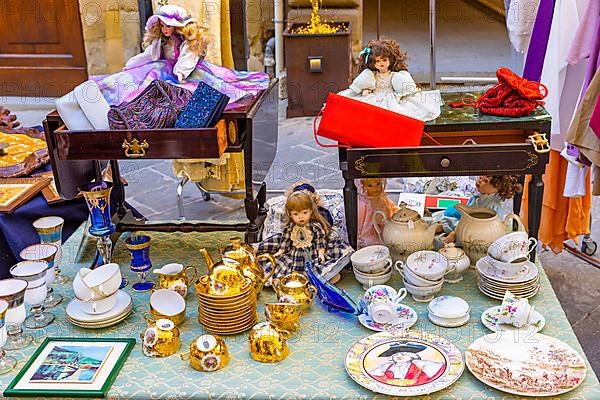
[79,0,141,74]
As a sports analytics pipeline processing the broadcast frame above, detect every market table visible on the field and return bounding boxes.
[338,92,552,256]
[1,229,598,399]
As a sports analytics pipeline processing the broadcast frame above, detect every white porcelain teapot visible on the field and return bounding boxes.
[374,204,438,262]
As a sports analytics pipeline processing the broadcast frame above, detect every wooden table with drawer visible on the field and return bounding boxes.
[338,92,551,260]
[43,79,279,244]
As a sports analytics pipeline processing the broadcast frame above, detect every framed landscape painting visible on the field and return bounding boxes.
[4,337,135,398]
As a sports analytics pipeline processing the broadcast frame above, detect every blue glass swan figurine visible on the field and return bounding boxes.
[304,262,365,315]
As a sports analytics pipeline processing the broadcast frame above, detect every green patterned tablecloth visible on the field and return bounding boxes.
[2,228,599,399]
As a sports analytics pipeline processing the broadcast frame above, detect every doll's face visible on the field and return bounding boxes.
[476,176,498,195]
[364,180,383,196]
[374,56,390,73]
[290,208,311,226]
[160,21,176,37]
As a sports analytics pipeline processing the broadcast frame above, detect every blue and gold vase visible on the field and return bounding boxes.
[125,235,155,292]
[78,181,115,237]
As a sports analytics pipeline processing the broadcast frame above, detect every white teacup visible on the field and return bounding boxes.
[76,263,121,301]
[363,285,407,324]
[497,290,534,328]
[351,246,393,274]
[488,232,537,263]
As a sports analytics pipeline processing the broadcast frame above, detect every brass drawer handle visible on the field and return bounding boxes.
[122,138,149,158]
[528,132,550,154]
[440,157,451,168]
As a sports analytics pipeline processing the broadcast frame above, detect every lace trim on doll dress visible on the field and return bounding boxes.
[290,225,313,249]
[374,72,393,93]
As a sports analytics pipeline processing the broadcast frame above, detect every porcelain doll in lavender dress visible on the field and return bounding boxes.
[91,5,269,108]
[338,38,441,121]
[257,184,353,284]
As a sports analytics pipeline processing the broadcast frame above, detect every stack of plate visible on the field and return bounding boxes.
[476,257,540,300]
[196,277,258,335]
[66,290,132,329]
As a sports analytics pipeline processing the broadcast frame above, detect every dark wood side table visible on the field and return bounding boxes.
[43,79,279,244]
[338,92,551,261]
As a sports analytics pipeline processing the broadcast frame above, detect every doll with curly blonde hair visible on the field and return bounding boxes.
[339,38,441,121]
[91,4,269,107]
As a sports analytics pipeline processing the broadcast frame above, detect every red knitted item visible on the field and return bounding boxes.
[476,68,548,117]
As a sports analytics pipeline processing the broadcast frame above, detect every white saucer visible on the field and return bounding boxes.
[428,311,470,327]
[481,305,545,333]
[476,257,539,284]
[358,303,418,332]
[478,283,540,300]
[68,310,132,329]
[66,290,132,323]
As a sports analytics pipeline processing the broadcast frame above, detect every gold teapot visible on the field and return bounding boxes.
[141,316,180,358]
[153,263,197,298]
[220,238,276,296]
[272,272,317,311]
[199,249,247,296]
[180,334,229,372]
[248,322,291,363]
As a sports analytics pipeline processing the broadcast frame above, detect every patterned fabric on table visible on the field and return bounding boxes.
[2,228,598,400]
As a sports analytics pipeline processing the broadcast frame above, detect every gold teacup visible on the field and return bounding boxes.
[196,275,253,298]
[248,322,291,363]
[272,272,317,311]
[180,334,229,372]
[149,289,186,326]
[141,317,180,358]
[264,302,303,332]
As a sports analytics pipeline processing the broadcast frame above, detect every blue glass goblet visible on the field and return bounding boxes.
[125,235,155,292]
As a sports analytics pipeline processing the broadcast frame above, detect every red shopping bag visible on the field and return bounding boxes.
[314,92,425,148]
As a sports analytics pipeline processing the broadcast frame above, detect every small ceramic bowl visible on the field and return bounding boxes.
[78,291,119,315]
[351,246,392,274]
[403,279,443,302]
[353,268,392,289]
[484,255,529,278]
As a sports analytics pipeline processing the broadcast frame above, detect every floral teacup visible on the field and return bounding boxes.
[363,285,407,324]
[497,290,534,328]
[488,232,537,263]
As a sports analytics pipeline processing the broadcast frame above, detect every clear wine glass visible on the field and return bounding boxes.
[0,279,32,350]
[10,261,55,329]
[32,216,69,284]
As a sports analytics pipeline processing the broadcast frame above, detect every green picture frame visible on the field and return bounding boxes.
[4,337,135,398]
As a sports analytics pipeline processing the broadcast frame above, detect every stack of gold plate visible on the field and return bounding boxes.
[476,257,540,300]
[196,277,258,335]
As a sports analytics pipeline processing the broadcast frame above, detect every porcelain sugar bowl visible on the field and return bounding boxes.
[374,204,438,262]
[141,318,180,358]
[248,322,291,363]
[438,243,470,283]
[181,334,229,372]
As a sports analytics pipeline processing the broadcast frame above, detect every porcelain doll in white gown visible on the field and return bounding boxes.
[339,39,441,122]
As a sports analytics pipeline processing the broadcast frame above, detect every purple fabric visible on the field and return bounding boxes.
[523,0,556,81]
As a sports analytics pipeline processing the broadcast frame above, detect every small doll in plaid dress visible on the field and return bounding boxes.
[258,185,353,284]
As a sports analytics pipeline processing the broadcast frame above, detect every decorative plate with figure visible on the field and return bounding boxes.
[345,330,464,396]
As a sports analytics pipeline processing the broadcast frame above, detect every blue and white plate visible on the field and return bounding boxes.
[358,303,418,332]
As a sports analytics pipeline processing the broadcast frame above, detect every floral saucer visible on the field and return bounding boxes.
[358,303,418,332]
[481,305,545,333]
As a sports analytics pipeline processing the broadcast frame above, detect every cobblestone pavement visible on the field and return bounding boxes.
[7,98,600,376]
